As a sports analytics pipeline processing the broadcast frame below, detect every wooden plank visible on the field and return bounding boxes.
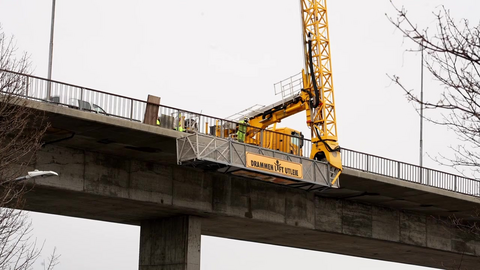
[143,95,161,125]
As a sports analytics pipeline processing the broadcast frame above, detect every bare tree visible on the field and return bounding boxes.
[0,26,57,269]
[387,1,480,177]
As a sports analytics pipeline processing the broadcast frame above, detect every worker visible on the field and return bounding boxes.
[156,117,161,126]
[237,118,248,143]
[175,113,185,132]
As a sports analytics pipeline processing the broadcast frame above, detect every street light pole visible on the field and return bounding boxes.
[413,35,425,168]
[47,0,56,100]
[419,41,424,168]
[412,35,425,184]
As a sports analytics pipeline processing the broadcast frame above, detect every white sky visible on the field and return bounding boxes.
[0,0,478,269]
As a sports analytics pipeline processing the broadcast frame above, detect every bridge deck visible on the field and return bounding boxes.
[18,99,480,269]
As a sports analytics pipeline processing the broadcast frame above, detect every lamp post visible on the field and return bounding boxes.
[10,169,59,184]
[420,42,424,169]
[413,35,424,168]
[412,35,425,185]
[47,0,56,100]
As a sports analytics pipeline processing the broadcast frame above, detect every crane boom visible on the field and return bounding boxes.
[302,0,337,140]
[301,0,341,182]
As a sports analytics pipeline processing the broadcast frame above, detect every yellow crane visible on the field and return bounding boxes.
[177,0,341,187]
[243,0,342,184]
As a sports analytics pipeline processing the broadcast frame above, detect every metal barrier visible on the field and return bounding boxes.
[274,72,303,103]
[341,148,480,196]
[0,69,314,157]
[1,69,479,197]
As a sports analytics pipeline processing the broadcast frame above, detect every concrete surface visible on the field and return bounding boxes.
[19,99,480,269]
[140,216,201,270]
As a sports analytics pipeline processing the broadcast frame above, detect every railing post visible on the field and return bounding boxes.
[79,88,84,110]
[229,140,233,163]
[260,130,264,148]
[197,134,200,161]
[366,154,369,172]
[24,76,29,97]
[220,120,224,138]
[397,162,400,179]
[46,79,52,101]
[420,167,423,184]
[130,99,134,120]
[454,175,457,192]
[176,110,181,130]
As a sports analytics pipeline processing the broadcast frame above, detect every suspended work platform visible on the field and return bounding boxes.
[177,133,339,191]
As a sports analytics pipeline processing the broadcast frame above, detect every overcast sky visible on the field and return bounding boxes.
[0,0,478,269]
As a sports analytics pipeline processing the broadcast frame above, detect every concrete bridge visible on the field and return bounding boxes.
[20,98,480,270]
[2,70,478,269]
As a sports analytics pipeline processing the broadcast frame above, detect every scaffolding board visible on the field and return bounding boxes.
[177,133,339,190]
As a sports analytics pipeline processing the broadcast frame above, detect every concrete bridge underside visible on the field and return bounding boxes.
[21,101,480,269]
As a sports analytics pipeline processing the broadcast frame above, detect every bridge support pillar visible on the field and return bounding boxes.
[139,216,201,270]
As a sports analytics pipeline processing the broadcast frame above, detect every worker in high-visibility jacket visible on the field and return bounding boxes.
[237,118,248,143]
[175,114,186,132]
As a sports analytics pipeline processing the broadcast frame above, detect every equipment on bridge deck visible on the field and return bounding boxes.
[176,0,341,190]
[68,98,108,115]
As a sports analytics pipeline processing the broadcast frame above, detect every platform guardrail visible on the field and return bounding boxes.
[177,133,334,188]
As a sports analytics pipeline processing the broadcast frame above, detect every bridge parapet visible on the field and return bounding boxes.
[342,148,480,197]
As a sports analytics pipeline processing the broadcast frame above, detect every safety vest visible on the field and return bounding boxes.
[175,114,185,132]
[176,126,185,132]
[237,120,247,142]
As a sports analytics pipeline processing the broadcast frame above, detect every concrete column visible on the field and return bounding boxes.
[140,216,201,270]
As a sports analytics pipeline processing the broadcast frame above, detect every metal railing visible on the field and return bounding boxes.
[274,72,303,103]
[341,148,480,196]
[1,69,314,156]
[2,69,479,197]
